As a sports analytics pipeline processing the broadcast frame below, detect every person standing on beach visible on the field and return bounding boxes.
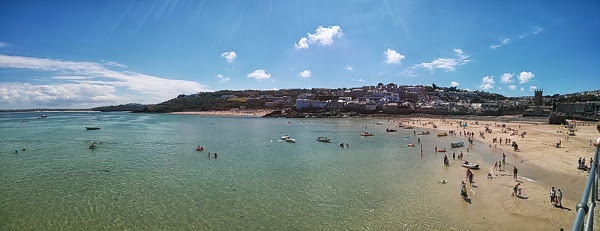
[502,153,506,164]
[550,187,556,205]
[513,166,518,181]
[557,189,563,207]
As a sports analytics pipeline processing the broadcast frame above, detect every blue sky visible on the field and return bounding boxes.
[0,0,599,109]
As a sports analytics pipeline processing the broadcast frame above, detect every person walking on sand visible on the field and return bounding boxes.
[502,153,506,164]
[513,166,518,181]
[557,189,563,207]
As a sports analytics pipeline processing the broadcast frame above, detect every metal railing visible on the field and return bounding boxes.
[573,146,600,231]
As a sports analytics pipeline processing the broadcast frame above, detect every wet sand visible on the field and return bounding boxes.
[399,117,599,230]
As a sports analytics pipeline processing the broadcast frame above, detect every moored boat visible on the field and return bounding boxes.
[360,132,374,136]
[451,142,465,148]
[407,143,415,147]
[86,126,101,130]
[285,138,296,143]
[403,126,414,129]
[316,137,331,142]
[416,131,430,135]
[386,128,397,132]
[462,162,479,169]
[281,135,290,140]
[437,133,448,137]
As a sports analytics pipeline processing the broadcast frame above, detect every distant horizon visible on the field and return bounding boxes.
[1,1,599,109]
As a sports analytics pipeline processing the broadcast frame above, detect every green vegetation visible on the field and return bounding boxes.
[134,92,265,113]
[92,103,149,112]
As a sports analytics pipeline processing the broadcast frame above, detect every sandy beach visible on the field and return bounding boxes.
[168,109,272,117]
[396,116,599,230]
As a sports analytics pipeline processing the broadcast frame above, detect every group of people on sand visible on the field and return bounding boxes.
[577,157,593,171]
[550,187,563,207]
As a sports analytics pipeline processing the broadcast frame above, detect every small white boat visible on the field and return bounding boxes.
[462,162,479,169]
[416,131,430,135]
[285,138,296,143]
[316,137,331,142]
[281,135,290,140]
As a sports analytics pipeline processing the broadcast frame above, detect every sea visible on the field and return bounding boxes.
[0,112,531,230]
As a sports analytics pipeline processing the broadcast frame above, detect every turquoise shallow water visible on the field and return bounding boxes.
[1,112,496,230]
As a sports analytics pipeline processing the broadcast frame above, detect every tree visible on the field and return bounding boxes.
[432,83,437,89]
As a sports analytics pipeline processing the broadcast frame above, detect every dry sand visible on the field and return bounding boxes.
[402,117,600,230]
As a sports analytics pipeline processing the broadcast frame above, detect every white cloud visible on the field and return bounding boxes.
[490,38,510,49]
[220,51,237,63]
[295,38,309,49]
[217,74,230,83]
[0,82,122,109]
[509,85,517,90]
[377,72,384,76]
[530,86,537,91]
[294,25,343,49]
[0,54,210,108]
[451,81,459,87]
[105,61,126,68]
[358,78,366,82]
[500,73,514,83]
[384,48,405,64]
[520,87,525,91]
[412,49,470,72]
[346,66,353,71]
[247,69,271,80]
[479,76,495,90]
[518,71,535,83]
[299,70,311,78]
[0,42,8,48]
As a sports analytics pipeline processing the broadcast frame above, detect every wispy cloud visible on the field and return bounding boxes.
[217,74,230,83]
[0,54,210,108]
[530,86,537,91]
[395,69,417,78]
[479,76,495,90]
[346,66,353,71]
[508,85,517,90]
[412,49,470,72]
[299,70,311,78]
[493,26,544,49]
[0,42,9,48]
[295,25,343,49]
[220,51,237,63]
[105,61,126,68]
[518,71,534,83]
[358,78,366,82]
[247,69,271,80]
[520,26,544,39]
[384,48,405,64]
[490,38,510,49]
